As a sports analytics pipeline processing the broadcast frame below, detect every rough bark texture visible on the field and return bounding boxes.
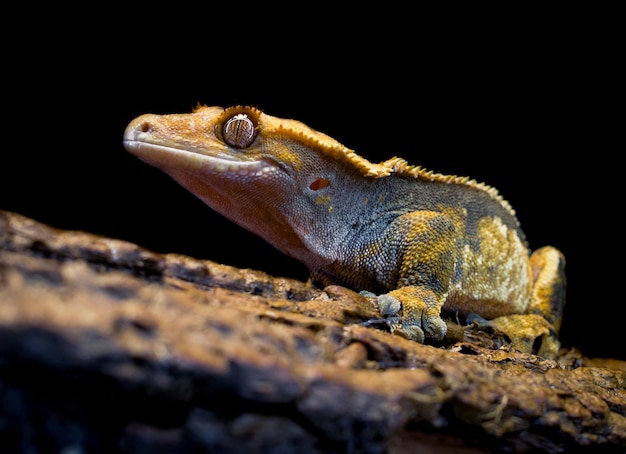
[1,209,625,453]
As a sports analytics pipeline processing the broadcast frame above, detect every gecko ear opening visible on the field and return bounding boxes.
[310,178,330,191]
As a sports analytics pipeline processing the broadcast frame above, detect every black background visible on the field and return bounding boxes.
[2,9,622,360]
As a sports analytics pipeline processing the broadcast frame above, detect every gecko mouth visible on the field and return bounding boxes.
[123,140,279,177]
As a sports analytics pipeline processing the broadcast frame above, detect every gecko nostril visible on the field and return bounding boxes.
[139,122,152,133]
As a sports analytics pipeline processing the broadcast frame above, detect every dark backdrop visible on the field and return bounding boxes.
[2,11,620,360]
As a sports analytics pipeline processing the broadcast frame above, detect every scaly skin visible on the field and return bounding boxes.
[123,105,566,358]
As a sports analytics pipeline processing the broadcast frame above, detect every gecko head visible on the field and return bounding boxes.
[123,105,285,182]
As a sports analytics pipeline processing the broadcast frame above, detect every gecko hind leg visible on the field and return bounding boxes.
[527,246,566,332]
[469,246,566,359]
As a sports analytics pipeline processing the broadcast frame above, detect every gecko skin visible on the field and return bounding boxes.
[123,105,566,358]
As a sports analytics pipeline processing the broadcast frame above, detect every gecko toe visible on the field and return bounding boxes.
[422,316,447,341]
[377,294,401,316]
[398,325,425,343]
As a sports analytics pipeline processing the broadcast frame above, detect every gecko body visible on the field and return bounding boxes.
[123,105,566,358]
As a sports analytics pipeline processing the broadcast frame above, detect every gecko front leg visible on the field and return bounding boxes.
[372,210,457,343]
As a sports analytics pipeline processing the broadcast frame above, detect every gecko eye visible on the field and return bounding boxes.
[222,113,258,148]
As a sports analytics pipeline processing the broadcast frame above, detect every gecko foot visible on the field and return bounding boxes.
[467,313,560,359]
[363,292,447,344]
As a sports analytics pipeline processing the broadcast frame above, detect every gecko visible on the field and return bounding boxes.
[123,105,566,359]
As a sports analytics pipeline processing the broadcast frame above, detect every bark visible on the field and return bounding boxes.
[1,209,625,453]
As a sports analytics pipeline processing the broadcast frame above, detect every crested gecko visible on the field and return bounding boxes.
[123,105,566,359]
